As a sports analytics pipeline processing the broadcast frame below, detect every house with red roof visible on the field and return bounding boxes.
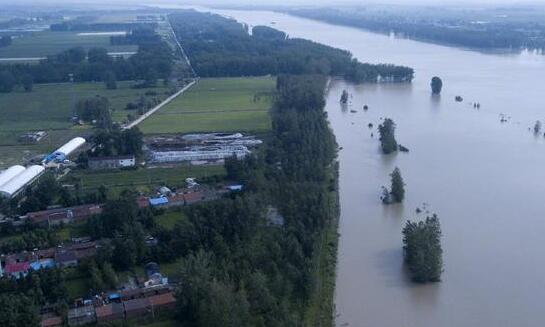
[5,261,30,279]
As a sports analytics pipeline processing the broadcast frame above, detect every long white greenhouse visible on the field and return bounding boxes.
[0,165,45,198]
[151,146,250,163]
[0,165,26,189]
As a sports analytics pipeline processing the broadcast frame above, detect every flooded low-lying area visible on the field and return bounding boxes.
[210,8,545,327]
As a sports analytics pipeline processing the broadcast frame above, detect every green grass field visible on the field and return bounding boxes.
[0,81,170,168]
[0,31,137,59]
[140,77,276,134]
[63,165,225,196]
[155,210,188,230]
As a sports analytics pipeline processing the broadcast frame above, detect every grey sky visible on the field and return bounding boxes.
[3,0,545,6]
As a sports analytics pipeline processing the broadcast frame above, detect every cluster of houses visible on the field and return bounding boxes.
[0,240,98,279]
[42,263,175,327]
[65,286,176,326]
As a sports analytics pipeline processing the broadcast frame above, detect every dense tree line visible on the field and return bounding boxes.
[0,37,173,91]
[0,267,70,326]
[84,127,144,158]
[76,96,112,129]
[169,11,413,83]
[289,8,545,51]
[50,22,156,32]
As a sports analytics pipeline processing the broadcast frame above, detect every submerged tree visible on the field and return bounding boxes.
[378,118,398,154]
[402,215,443,283]
[534,120,542,134]
[340,90,349,104]
[431,76,443,94]
[390,167,405,203]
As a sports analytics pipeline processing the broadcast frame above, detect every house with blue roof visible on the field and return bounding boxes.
[30,258,56,271]
[149,197,169,207]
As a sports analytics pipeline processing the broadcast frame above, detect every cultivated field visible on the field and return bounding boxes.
[63,165,225,196]
[139,77,276,134]
[0,81,171,168]
[0,31,137,60]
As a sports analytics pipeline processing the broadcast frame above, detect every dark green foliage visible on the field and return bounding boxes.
[22,74,33,92]
[89,127,144,157]
[0,294,40,327]
[168,74,338,326]
[378,118,398,154]
[289,8,545,51]
[431,76,443,94]
[402,215,443,283]
[75,96,112,129]
[169,11,413,83]
[0,228,59,253]
[0,33,173,88]
[0,268,68,312]
[390,167,405,203]
[104,71,117,90]
[0,71,15,93]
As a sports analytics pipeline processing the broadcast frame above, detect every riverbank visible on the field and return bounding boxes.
[305,161,340,327]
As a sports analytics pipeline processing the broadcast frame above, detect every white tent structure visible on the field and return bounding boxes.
[0,165,45,198]
[44,137,86,163]
[56,137,86,156]
[0,165,26,189]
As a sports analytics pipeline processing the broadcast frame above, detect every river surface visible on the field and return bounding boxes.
[205,8,545,327]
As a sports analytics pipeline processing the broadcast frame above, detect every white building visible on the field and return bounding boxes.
[0,165,45,198]
[0,165,26,189]
[88,155,136,170]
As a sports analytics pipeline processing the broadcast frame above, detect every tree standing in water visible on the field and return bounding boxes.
[378,118,398,154]
[431,76,443,94]
[402,215,443,283]
[340,90,349,104]
[390,167,405,203]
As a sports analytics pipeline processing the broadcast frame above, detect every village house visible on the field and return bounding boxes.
[55,250,78,268]
[67,305,96,326]
[40,315,63,327]
[123,297,150,319]
[95,302,124,324]
[87,155,136,170]
[27,204,103,227]
[4,261,30,279]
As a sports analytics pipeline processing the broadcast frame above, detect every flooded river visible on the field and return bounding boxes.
[209,9,545,327]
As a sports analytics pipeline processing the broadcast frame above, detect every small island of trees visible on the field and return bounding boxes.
[340,90,349,104]
[431,76,442,94]
[402,215,443,283]
[378,118,398,154]
[381,167,405,204]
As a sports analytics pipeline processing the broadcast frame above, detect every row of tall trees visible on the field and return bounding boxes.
[0,37,173,91]
[289,8,545,50]
[169,11,414,83]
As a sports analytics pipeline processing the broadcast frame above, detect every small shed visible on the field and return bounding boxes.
[95,302,124,323]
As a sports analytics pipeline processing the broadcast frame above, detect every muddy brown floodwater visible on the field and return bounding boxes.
[206,8,545,327]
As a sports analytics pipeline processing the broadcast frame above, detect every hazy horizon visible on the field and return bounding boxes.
[2,0,545,8]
